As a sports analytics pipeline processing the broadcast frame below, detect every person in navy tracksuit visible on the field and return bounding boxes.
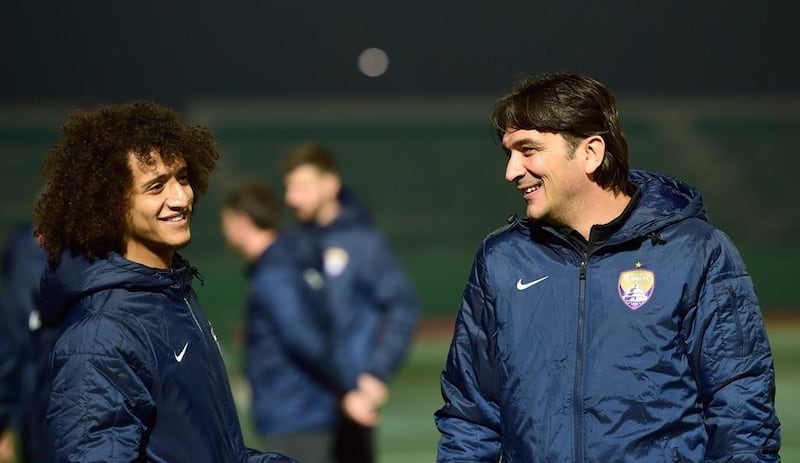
[0,223,52,463]
[222,181,355,463]
[282,144,420,463]
[435,72,781,462]
[34,101,295,463]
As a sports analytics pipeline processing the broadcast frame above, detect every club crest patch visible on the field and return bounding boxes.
[618,262,655,310]
[324,247,349,277]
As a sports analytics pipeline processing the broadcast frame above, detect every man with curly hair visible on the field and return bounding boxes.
[34,101,295,463]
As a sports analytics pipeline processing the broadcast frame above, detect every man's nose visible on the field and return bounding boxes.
[505,152,525,184]
[167,181,192,209]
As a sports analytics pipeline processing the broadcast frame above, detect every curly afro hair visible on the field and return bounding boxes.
[34,100,220,264]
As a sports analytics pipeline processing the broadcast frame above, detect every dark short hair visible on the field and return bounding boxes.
[491,72,634,195]
[34,100,220,263]
[280,142,338,177]
[222,181,281,231]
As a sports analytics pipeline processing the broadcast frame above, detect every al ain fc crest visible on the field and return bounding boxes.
[618,261,655,310]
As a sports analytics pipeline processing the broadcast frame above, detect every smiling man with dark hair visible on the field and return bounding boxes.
[436,72,781,462]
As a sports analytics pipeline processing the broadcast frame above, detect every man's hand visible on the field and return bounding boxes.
[357,373,388,408]
[340,373,390,427]
[341,390,379,427]
[0,430,15,463]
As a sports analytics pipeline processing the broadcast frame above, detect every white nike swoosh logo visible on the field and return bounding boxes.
[516,276,549,290]
[174,342,189,363]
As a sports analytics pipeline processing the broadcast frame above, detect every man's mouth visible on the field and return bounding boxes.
[520,183,542,198]
[160,212,188,222]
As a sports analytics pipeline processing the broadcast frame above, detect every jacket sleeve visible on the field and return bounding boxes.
[435,244,501,462]
[47,315,156,462]
[244,447,299,462]
[0,323,20,432]
[0,224,45,432]
[687,229,781,462]
[361,233,420,381]
[251,268,353,392]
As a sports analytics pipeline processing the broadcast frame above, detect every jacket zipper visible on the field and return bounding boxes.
[573,258,588,463]
[184,297,208,349]
[726,286,745,355]
[184,298,237,444]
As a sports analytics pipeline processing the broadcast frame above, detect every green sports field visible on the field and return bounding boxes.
[231,321,800,461]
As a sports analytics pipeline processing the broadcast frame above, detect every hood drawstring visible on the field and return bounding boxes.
[649,232,666,246]
[191,267,206,286]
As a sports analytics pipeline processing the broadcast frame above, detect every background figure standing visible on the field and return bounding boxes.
[435,72,780,461]
[0,223,50,463]
[222,181,356,463]
[34,100,294,462]
[282,143,420,463]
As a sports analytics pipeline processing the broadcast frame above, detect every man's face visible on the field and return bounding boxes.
[502,128,587,226]
[283,165,334,223]
[220,208,247,259]
[123,152,194,268]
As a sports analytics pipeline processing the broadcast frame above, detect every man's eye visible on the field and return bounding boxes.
[148,183,164,192]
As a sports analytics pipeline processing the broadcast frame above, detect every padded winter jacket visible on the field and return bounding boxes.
[0,223,53,462]
[41,251,295,463]
[0,223,47,432]
[245,228,351,436]
[436,171,780,462]
[305,190,419,385]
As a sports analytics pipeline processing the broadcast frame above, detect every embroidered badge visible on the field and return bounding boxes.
[618,261,655,310]
[323,247,349,277]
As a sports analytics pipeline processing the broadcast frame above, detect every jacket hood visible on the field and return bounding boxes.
[247,227,323,277]
[39,251,193,325]
[519,170,708,244]
[619,170,707,240]
[330,188,372,230]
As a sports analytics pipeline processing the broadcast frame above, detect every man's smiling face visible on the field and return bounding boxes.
[122,151,194,268]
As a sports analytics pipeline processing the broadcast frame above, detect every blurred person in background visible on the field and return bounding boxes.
[435,71,781,462]
[222,181,362,463]
[282,143,420,463]
[33,100,295,463]
[0,222,53,463]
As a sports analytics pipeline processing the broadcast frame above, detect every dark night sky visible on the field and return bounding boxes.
[1,1,797,107]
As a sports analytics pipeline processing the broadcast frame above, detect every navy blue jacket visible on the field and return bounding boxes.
[0,223,50,457]
[41,251,295,463]
[306,190,419,385]
[245,228,350,436]
[0,223,54,463]
[436,171,780,462]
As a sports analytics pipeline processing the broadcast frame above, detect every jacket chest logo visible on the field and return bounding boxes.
[618,262,655,310]
[324,247,349,277]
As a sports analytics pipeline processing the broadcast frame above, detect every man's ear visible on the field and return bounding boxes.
[582,135,606,175]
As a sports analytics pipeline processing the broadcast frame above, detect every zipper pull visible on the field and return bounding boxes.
[579,260,587,280]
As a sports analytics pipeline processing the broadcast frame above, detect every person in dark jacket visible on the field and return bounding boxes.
[33,101,295,463]
[0,222,53,463]
[222,181,358,462]
[435,72,781,462]
[282,144,420,463]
